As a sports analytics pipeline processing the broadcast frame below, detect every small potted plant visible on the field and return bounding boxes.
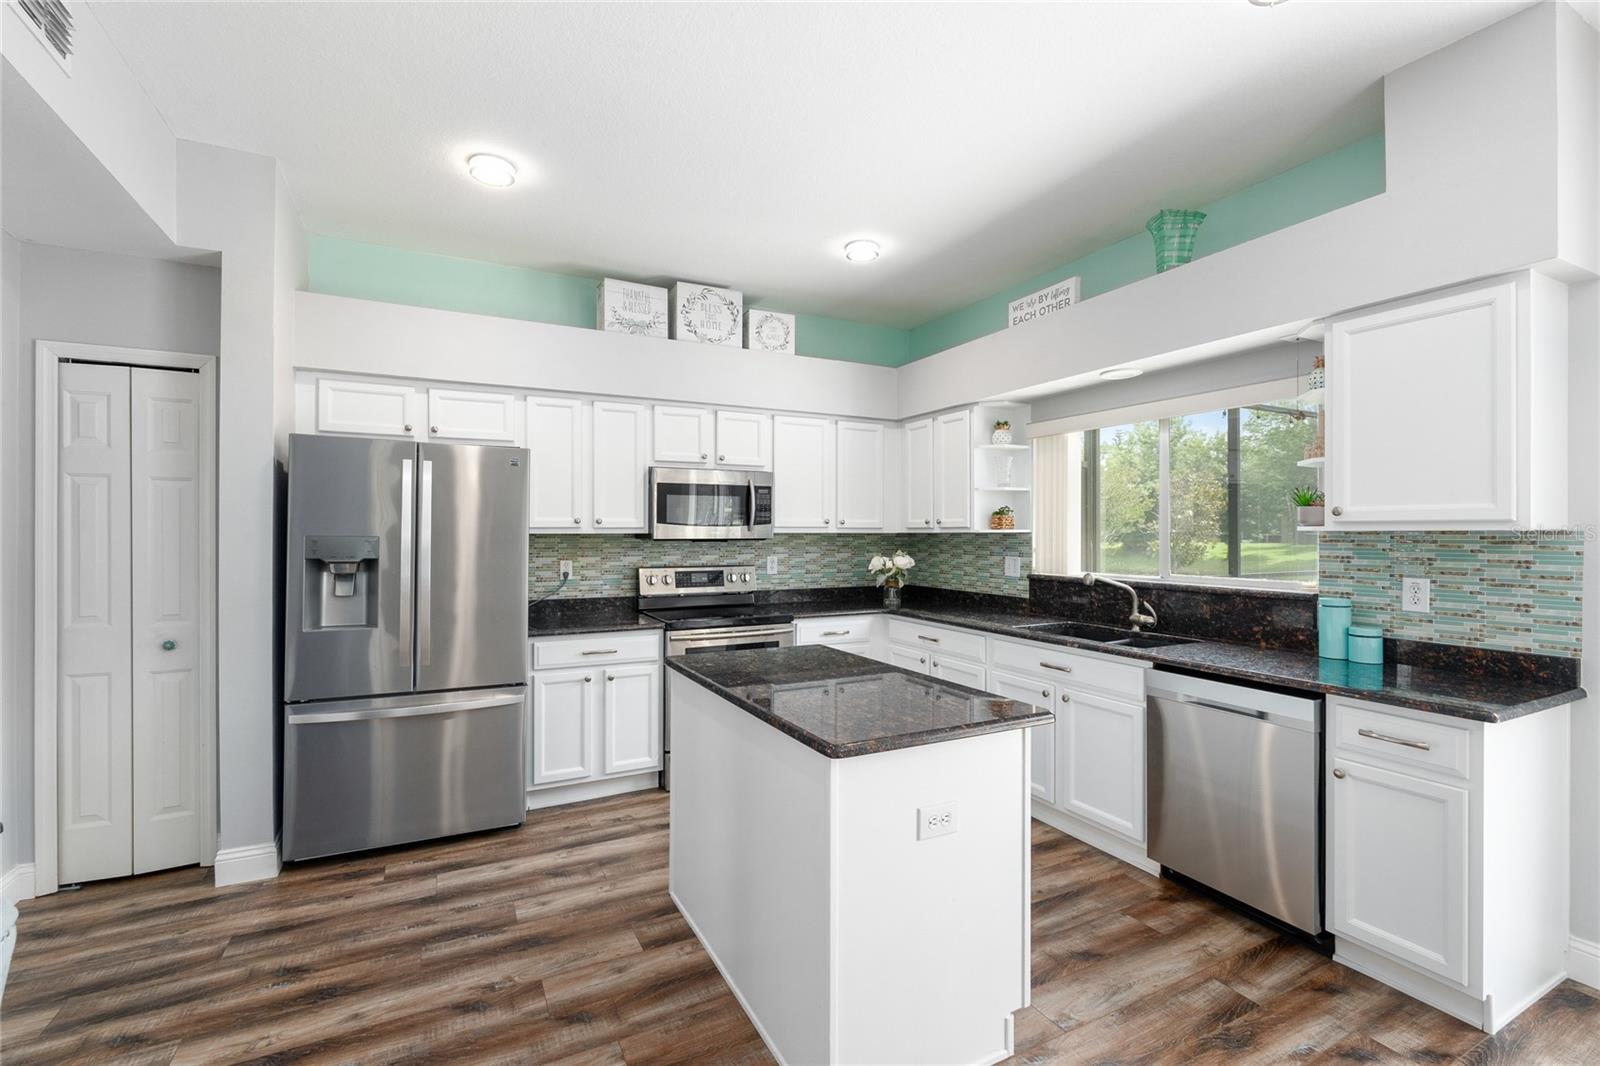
[991,420,1013,445]
[1292,486,1325,527]
[990,505,1015,530]
[868,551,915,608]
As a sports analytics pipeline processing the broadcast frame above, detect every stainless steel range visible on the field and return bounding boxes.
[638,565,795,788]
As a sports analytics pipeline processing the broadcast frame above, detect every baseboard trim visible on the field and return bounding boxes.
[1030,801,1158,876]
[1,864,36,909]
[526,772,659,811]
[671,888,790,1066]
[1568,936,1600,990]
[212,842,281,887]
[1334,939,1487,1031]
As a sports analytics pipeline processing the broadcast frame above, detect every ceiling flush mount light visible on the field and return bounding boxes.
[1099,367,1143,381]
[1247,0,1289,6]
[843,239,881,263]
[466,153,517,188]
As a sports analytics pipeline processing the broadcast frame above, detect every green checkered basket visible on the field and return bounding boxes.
[1146,209,1207,272]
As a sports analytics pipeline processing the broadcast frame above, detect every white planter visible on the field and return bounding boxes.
[746,309,797,354]
[991,427,1013,445]
[1296,505,1325,527]
[671,283,744,347]
[596,278,669,338]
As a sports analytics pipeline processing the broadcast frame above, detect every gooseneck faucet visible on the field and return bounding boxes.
[1079,573,1157,631]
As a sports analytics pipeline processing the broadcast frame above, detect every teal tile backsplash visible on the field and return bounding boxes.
[1318,531,1585,657]
[528,532,1032,601]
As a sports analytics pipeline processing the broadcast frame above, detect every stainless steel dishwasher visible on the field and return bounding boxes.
[1146,670,1323,935]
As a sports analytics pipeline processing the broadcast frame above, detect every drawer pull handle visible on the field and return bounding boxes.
[1332,768,1346,779]
[1357,727,1431,751]
[1039,661,1073,673]
[821,630,851,637]
[917,635,941,643]
[582,649,620,656]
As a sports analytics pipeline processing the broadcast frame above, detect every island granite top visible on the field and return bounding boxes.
[665,645,1052,759]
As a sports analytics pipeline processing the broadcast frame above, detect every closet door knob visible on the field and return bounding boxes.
[161,640,177,652]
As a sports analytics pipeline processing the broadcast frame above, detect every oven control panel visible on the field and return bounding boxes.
[639,565,758,596]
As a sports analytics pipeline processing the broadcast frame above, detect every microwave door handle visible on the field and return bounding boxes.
[747,478,755,531]
[417,458,434,667]
[399,457,414,656]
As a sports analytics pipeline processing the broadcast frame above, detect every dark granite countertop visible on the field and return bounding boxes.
[528,597,664,638]
[665,645,1052,758]
[778,599,1584,724]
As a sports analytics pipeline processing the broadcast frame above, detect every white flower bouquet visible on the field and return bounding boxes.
[868,550,915,589]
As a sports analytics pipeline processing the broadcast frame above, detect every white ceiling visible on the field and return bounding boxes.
[90,0,1534,329]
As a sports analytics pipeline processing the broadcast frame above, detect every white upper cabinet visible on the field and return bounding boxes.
[772,415,836,531]
[835,420,885,530]
[653,404,714,465]
[1324,272,1567,530]
[426,387,518,443]
[527,396,584,529]
[904,418,935,531]
[933,409,973,530]
[316,378,419,438]
[591,401,649,532]
[715,410,770,468]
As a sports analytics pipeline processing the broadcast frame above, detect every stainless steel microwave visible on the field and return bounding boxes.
[649,467,773,540]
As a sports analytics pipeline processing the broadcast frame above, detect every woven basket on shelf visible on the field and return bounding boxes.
[990,513,1015,530]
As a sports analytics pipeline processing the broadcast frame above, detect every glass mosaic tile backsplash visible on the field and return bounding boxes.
[1318,531,1584,658]
[527,532,1032,601]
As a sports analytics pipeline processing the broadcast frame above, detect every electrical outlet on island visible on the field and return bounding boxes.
[917,803,957,840]
[1402,576,1430,613]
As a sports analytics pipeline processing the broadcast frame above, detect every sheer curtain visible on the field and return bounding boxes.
[1032,432,1080,577]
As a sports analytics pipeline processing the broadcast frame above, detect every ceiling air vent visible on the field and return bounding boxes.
[16,0,74,70]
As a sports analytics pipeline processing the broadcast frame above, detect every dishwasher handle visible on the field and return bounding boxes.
[1150,691,1319,733]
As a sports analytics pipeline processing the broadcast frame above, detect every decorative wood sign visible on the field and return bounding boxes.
[746,310,797,354]
[596,278,669,337]
[1007,276,1081,329]
[671,283,744,347]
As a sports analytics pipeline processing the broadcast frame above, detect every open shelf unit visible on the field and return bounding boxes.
[972,402,1032,533]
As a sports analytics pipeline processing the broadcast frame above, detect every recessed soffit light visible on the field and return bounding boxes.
[466,153,517,188]
[1100,367,1143,381]
[1247,0,1289,6]
[843,239,881,263]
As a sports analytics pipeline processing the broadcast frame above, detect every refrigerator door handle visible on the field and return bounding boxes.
[399,457,414,657]
[418,458,434,667]
[288,692,523,725]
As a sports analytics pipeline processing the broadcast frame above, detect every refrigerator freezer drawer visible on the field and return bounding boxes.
[282,688,526,861]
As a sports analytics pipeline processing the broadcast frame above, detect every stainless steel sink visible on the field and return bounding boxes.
[1106,633,1196,649]
[1012,620,1196,649]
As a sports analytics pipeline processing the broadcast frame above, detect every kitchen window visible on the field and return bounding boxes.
[1065,397,1318,586]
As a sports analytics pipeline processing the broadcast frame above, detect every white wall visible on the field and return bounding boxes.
[1571,278,1600,951]
[0,241,220,881]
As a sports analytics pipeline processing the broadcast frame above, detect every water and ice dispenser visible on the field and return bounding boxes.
[302,535,381,629]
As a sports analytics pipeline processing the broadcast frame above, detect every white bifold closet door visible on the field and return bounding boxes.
[58,363,203,884]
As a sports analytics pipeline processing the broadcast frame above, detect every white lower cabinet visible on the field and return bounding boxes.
[794,615,884,662]
[930,655,987,692]
[989,669,1055,805]
[1325,696,1569,1034]
[1056,687,1144,842]
[528,632,663,805]
[888,644,931,674]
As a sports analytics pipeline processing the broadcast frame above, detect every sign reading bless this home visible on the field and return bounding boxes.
[1007,277,1081,329]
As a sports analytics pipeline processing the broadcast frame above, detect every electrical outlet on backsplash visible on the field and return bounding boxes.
[527,532,1033,601]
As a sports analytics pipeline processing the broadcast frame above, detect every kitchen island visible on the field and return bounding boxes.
[666,646,1051,1066]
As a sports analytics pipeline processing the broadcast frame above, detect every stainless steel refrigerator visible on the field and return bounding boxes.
[282,434,529,861]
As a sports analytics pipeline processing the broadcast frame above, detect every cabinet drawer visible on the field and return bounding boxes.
[886,619,985,663]
[795,615,879,645]
[1331,699,1472,780]
[991,638,1144,702]
[532,631,662,670]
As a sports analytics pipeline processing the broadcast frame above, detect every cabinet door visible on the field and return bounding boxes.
[592,401,649,532]
[888,645,930,674]
[530,668,595,785]
[933,409,972,530]
[316,378,419,438]
[1325,279,1517,526]
[1058,688,1143,841]
[715,410,769,468]
[835,420,885,530]
[601,663,662,775]
[427,388,517,442]
[527,397,584,529]
[989,669,1055,806]
[904,418,935,531]
[772,415,836,531]
[653,405,713,464]
[1330,757,1469,985]
[931,656,987,694]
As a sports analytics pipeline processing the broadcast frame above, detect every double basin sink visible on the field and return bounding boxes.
[1009,620,1196,650]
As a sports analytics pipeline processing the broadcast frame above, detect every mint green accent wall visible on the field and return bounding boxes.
[308,133,1384,368]
[907,133,1387,360]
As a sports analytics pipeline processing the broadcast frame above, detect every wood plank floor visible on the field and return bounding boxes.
[5,789,1597,1064]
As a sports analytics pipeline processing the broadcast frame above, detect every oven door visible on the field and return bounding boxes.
[665,624,796,657]
[650,467,773,540]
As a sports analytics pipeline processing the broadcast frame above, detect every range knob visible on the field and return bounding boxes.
[664,573,674,585]
[647,575,657,585]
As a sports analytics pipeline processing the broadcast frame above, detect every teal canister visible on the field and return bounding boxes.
[1347,625,1384,665]
[1318,597,1353,660]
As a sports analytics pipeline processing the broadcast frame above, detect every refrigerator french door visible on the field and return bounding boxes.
[282,434,529,860]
